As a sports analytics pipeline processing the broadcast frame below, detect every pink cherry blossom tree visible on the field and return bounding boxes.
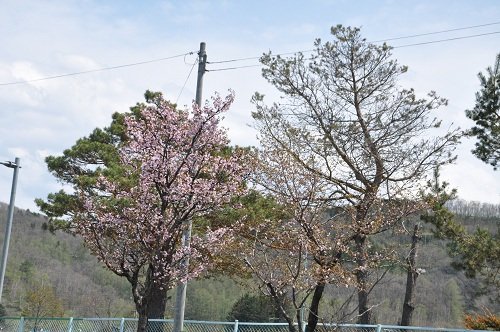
[74,91,246,332]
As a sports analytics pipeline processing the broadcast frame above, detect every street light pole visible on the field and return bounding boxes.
[0,157,21,303]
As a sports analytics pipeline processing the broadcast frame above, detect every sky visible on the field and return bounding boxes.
[0,0,499,211]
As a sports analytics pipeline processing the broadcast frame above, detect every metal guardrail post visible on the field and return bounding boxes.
[68,317,74,332]
[233,320,239,332]
[376,324,382,332]
[120,317,125,332]
[299,307,306,332]
[17,317,24,332]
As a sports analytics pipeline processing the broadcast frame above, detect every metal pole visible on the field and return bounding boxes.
[195,42,206,106]
[17,316,25,332]
[173,42,206,332]
[0,157,20,303]
[119,317,125,332]
[67,317,74,332]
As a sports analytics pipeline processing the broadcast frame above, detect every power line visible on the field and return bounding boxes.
[2,22,499,84]
[393,31,500,48]
[208,22,500,68]
[176,58,198,104]
[208,56,261,64]
[370,21,500,43]
[208,64,263,72]
[0,51,195,86]
[208,50,315,65]
[208,31,500,72]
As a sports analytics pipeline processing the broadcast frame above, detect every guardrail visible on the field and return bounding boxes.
[0,317,494,332]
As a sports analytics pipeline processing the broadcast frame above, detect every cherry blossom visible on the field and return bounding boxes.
[74,91,246,332]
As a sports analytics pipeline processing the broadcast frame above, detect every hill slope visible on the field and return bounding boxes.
[0,201,497,327]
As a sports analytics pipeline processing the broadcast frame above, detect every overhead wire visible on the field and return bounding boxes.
[1,21,499,84]
[183,52,197,66]
[392,31,500,48]
[207,64,263,72]
[207,56,261,64]
[176,58,198,104]
[370,21,500,43]
[208,21,500,67]
[207,50,315,65]
[0,51,195,86]
[209,29,500,71]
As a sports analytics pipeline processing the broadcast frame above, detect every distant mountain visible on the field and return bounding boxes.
[0,201,497,327]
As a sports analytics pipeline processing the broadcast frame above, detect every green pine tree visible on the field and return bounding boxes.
[465,53,500,170]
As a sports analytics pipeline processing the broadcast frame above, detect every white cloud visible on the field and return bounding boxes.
[1,0,499,211]
[11,62,44,82]
[57,54,101,71]
[442,150,500,204]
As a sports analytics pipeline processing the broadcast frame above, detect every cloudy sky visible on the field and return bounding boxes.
[1,0,499,211]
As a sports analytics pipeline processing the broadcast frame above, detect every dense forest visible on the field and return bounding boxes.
[0,200,498,328]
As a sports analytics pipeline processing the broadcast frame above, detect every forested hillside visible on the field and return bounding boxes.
[0,203,134,317]
[0,203,246,320]
[0,201,498,327]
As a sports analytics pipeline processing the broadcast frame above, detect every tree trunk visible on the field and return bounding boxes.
[401,224,421,326]
[267,283,298,332]
[355,234,372,324]
[284,314,299,332]
[134,287,168,332]
[148,282,167,318]
[147,282,168,331]
[305,283,325,332]
[133,264,168,332]
[137,305,149,332]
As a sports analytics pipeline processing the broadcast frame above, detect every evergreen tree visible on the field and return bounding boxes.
[227,293,286,322]
[465,53,500,170]
[421,168,500,299]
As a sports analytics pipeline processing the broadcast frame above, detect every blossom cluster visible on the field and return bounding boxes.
[75,92,246,290]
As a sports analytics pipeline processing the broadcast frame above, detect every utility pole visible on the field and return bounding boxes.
[173,42,206,332]
[0,157,21,303]
[195,42,206,106]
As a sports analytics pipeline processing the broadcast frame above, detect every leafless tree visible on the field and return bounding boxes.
[252,25,460,324]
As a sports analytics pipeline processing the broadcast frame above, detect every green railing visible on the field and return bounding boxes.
[0,317,495,332]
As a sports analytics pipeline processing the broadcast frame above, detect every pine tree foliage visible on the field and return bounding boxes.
[227,293,288,322]
[421,169,500,299]
[465,53,500,170]
[35,104,132,230]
